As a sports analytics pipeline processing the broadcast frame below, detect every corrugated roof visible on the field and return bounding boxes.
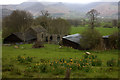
[63,33,81,44]
[102,35,110,39]
[63,33,110,44]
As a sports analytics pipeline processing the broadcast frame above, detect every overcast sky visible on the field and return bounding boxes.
[0,0,119,5]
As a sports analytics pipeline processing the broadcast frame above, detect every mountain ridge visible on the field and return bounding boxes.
[1,2,118,19]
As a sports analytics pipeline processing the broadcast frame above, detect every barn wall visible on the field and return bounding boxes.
[3,34,23,43]
[37,33,65,44]
[62,38,82,50]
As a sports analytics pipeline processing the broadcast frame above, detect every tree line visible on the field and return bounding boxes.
[2,10,71,38]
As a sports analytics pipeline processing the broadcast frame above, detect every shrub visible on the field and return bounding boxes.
[109,31,119,49]
[80,28,102,49]
[107,58,117,67]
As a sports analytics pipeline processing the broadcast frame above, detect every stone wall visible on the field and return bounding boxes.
[37,32,65,44]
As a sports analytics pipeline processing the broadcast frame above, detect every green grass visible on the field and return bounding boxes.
[2,44,119,78]
[2,26,119,78]
[70,26,118,36]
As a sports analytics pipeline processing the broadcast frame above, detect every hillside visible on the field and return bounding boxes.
[1,2,118,19]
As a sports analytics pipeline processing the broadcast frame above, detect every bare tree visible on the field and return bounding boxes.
[86,9,100,29]
[41,10,50,17]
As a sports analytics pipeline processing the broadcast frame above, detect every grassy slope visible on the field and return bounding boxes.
[70,26,118,35]
[2,44,119,78]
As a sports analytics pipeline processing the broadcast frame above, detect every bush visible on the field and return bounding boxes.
[80,28,102,49]
[107,58,117,67]
[109,31,119,49]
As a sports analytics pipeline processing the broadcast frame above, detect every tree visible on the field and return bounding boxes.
[86,9,100,29]
[33,11,71,35]
[80,28,102,49]
[33,10,52,31]
[109,31,119,49]
[112,19,118,27]
[2,10,33,39]
[51,18,71,35]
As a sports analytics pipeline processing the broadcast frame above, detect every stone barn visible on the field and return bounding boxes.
[27,25,47,38]
[37,32,65,44]
[3,32,36,44]
[34,25,65,44]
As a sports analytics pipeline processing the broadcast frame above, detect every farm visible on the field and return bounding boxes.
[1,3,119,79]
[2,27,119,78]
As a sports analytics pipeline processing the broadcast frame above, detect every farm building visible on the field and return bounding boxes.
[3,25,47,44]
[3,25,66,44]
[3,32,36,44]
[62,34,83,50]
[62,33,110,50]
[27,25,47,37]
[102,35,110,49]
[37,33,65,44]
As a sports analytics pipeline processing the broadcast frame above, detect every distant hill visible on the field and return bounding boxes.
[1,2,118,19]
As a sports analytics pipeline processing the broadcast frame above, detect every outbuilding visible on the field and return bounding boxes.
[62,34,83,50]
[3,32,36,44]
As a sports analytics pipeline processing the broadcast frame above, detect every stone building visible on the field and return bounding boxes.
[37,32,65,44]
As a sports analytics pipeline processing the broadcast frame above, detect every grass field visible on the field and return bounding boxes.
[70,26,118,35]
[2,27,119,78]
[2,44,119,78]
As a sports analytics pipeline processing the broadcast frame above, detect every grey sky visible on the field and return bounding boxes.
[0,0,119,5]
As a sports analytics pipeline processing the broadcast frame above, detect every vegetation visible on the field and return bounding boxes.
[109,31,119,49]
[70,26,118,35]
[2,44,119,78]
[80,28,102,49]
[33,10,71,35]
[2,8,119,78]
[2,10,33,38]
[86,9,100,29]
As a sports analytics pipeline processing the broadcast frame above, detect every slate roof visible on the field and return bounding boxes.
[12,32,36,41]
[31,25,47,33]
[62,33,81,44]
